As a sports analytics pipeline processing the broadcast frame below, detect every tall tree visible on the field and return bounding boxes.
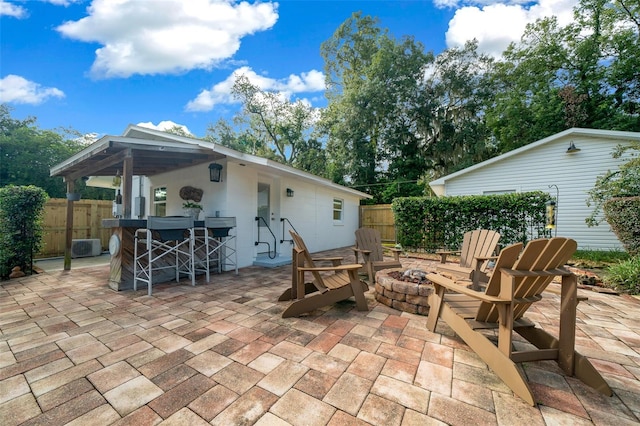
[419,40,495,176]
[230,75,319,167]
[320,12,433,201]
[0,105,111,199]
[486,0,640,152]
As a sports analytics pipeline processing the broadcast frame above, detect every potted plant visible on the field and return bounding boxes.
[182,201,202,220]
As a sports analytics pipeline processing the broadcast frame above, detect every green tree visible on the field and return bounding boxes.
[420,40,495,176]
[230,74,319,167]
[320,12,433,202]
[486,1,640,152]
[0,105,112,199]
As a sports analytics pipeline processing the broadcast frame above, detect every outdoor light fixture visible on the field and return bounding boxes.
[566,142,581,154]
[209,163,223,182]
[286,188,294,197]
[112,170,121,187]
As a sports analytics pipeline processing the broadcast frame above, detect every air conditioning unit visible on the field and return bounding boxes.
[71,239,102,258]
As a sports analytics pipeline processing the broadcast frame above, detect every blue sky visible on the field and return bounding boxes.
[1,0,577,139]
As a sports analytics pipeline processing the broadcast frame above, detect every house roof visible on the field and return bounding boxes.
[50,125,371,199]
[429,128,640,196]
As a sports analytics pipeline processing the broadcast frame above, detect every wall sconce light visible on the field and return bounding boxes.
[286,188,294,197]
[566,142,581,154]
[209,163,223,182]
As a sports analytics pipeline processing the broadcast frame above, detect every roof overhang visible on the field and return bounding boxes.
[429,127,640,196]
[51,125,371,199]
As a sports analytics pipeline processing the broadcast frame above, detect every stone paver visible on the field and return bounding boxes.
[1,249,639,425]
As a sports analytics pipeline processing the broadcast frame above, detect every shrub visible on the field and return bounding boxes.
[392,191,550,251]
[603,196,640,256]
[0,185,48,279]
[586,142,640,227]
[603,256,640,295]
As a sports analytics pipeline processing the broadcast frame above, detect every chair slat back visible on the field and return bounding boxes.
[290,231,327,290]
[459,229,500,268]
[478,237,576,323]
[355,228,384,262]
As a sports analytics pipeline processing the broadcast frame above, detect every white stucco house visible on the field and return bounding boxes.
[51,125,371,273]
[429,128,640,251]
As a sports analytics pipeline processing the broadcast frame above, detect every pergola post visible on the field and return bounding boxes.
[122,151,133,218]
[64,179,75,270]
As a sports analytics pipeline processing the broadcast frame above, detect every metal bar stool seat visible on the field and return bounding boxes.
[134,216,195,296]
[194,217,238,282]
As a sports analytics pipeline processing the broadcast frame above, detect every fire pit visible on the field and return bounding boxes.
[375,268,434,315]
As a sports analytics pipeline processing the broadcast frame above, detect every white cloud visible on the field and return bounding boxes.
[0,0,27,18]
[185,66,325,112]
[137,120,192,135]
[444,0,578,57]
[0,75,65,104]
[56,0,279,79]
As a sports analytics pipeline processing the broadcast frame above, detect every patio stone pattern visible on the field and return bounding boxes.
[1,248,640,425]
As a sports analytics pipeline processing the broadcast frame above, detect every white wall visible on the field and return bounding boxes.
[143,160,363,267]
[443,135,631,250]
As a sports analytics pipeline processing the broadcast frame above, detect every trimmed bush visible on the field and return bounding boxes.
[392,191,550,251]
[0,185,48,279]
[603,196,640,256]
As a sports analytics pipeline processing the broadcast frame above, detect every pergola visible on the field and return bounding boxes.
[50,133,224,270]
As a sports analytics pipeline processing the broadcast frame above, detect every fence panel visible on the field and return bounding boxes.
[39,198,112,258]
[359,204,396,243]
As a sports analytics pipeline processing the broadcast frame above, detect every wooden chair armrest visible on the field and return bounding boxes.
[436,249,460,263]
[473,255,498,270]
[426,273,511,303]
[384,247,402,261]
[311,256,343,262]
[299,264,362,272]
[352,248,372,255]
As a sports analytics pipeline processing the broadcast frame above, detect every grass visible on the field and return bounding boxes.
[569,249,630,269]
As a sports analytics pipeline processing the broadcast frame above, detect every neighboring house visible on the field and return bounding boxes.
[51,125,371,270]
[429,128,640,251]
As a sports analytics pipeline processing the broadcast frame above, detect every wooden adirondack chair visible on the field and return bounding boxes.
[353,227,402,284]
[426,237,612,406]
[436,229,500,289]
[281,231,369,318]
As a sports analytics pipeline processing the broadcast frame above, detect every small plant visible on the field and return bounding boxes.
[182,201,202,210]
[603,256,640,295]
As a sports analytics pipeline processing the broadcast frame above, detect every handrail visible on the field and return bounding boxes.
[280,218,299,244]
[255,216,277,259]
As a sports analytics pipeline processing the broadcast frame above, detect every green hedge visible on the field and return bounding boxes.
[603,196,640,256]
[392,192,551,251]
[0,185,48,279]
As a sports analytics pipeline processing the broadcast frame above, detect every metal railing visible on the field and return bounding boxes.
[254,216,277,259]
[280,218,299,244]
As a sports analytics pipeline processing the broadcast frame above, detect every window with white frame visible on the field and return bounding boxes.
[153,187,167,217]
[333,198,343,223]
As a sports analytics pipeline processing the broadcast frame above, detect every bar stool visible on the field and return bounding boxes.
[133,216,195,296]
[194,217,238,282]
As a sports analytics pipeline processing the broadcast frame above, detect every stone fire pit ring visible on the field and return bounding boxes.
[374,268,434,315]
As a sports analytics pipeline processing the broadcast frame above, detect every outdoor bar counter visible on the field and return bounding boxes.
[103,218,210,291]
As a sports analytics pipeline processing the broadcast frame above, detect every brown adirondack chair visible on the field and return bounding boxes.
[426,237,612,406]
[436,229,500,289]
[353,227,402,284]
[281,231,369,318]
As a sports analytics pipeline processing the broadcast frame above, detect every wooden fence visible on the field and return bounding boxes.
[359,204,396,243]
[37,201,396,257]
[39,198,112,258]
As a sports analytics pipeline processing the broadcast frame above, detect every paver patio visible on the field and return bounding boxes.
[1,248,639,425]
